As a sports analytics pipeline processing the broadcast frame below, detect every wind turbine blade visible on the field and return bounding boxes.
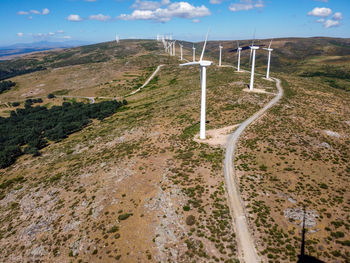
[269,39,273,49]
[237,41,239,49]
[200,29,210,62]
[180,62,201,67]
[252,28,256,46]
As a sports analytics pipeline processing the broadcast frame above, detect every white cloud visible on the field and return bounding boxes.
[57,30,64,34]
[229,0,265,12]
[131,0,172,10]
[17,8,50,16]
[17,11,29,15]
[30,9,41,14]
[307,7,332,17]
[316,18,325,23]
[314,0,328,2]
[132,0,161,10]
[42,8,50,15]
[333,12,343,20]
[210,0,223,4]
[119,1,211,22]
[63,36,72,39]
[85,0,97,1]
[17,32,24,37]
[67,14,83,21]
[48,32,55,36]
[324,19,340,28]
[89,14,111,21]
[192,18,200,23]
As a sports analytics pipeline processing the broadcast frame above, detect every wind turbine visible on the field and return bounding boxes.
[263,40,273,79]
[179,43,183,60]
[219,44,223,66]
[180,31,212,140]
[236,41,242,72]
[173,41,176,56]
[249,38,259,91]
[192,44,196,62]
[115,34,120,43]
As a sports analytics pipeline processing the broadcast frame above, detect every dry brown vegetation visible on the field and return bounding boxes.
[0,38,349,263]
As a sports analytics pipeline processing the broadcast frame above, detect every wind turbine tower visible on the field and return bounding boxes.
[174,41,176,56]
[115,34,120,43]
[192,44,196,62]
[219,44,223,67]
[236,41,242,72]
[249,44,259,90]
[179,43,183,60]
[263,40,273,79]
[180,31,212,139]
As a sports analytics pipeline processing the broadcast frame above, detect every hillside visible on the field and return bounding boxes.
[0,37,349,263]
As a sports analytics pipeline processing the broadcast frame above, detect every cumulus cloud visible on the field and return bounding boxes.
[30,10,41,14]
[307,7,332,17]
[229,0,265,12]
[324,19,340,28]
[67,14,83,21]
[119,1,211,22]
[132,0,162,10]
[89,14,111,21]
[17,11,29,15]
[17,32,24,37]
[308,7,343,28]
[42,8,50,15]
[333,12,343,20]
[17,8,50,16]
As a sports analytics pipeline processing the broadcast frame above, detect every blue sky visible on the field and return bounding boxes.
[0,0,348,46]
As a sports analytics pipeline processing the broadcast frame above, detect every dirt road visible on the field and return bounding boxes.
[224,77,283,262]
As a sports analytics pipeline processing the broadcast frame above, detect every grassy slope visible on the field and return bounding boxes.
[0,38,349,262]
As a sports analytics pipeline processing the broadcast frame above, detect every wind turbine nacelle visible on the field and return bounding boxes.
[238,48,242,51]
[200,60,213,66]
[250,46,260,50]
[263,48,273,51]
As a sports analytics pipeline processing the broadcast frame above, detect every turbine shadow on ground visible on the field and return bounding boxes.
[297,206,325,263]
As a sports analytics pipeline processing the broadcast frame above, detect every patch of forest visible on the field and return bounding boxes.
[0,80,16,94]
[0,99,127,168]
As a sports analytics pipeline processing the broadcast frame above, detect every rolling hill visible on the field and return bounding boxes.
[0,37,349,263]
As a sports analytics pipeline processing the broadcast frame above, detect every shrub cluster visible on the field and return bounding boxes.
[0,100,126,168]
[0,80,15,94]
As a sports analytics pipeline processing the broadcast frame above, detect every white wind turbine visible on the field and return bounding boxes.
[172,41,176,56]
[219,43,223,66]
[179,43,183,60]
[263,40,273,79]
[180,31,212,140]
[168,41,172,55]
[115,34,120,43]
[236,41,242,72]
[249,38,259,91]
[192,44,196,62]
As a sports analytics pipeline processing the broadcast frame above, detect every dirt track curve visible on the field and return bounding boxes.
[224,77,283,262]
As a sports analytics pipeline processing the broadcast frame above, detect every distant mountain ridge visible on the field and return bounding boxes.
[0,40,93,59]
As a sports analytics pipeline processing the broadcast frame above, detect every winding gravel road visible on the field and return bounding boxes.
[224,77,283,263]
